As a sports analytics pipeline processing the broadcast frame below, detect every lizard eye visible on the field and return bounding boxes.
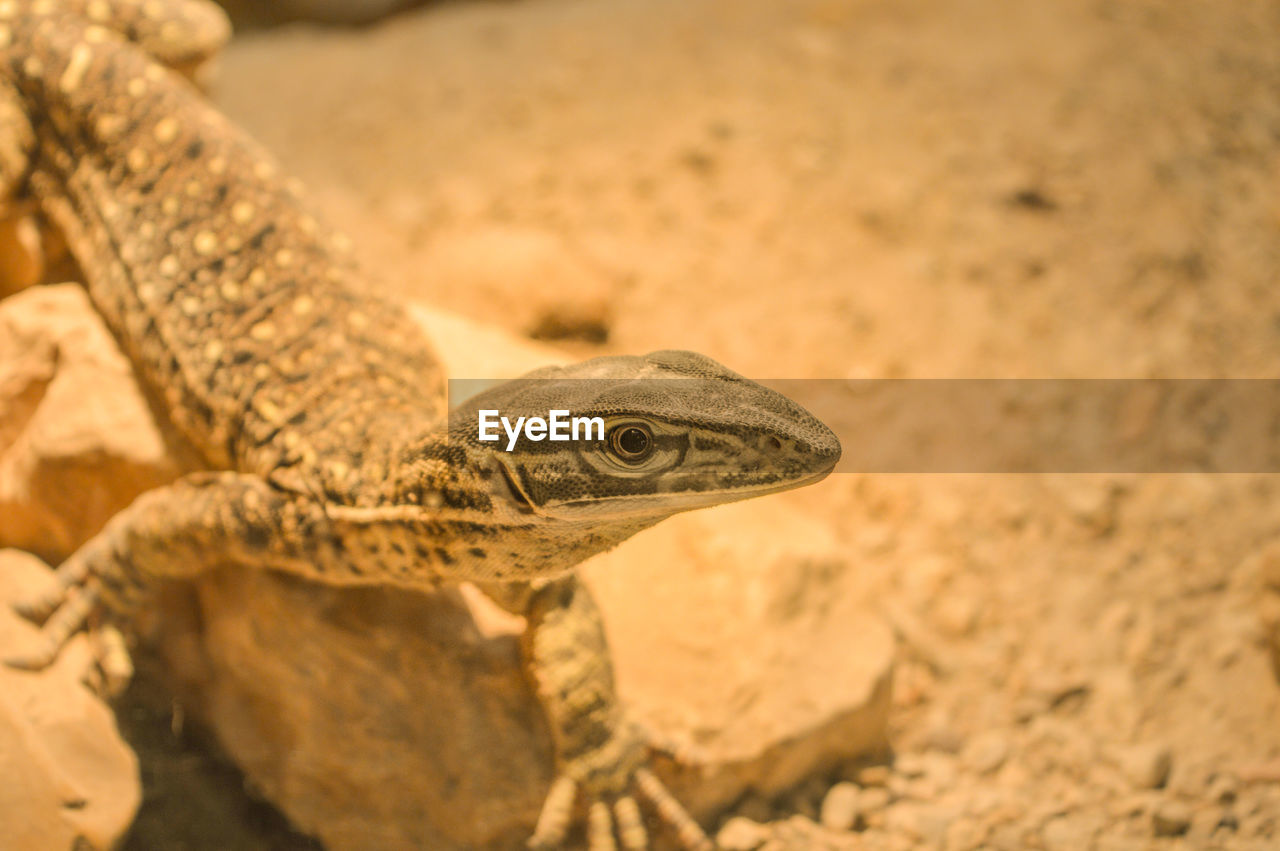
[609,423,653,464]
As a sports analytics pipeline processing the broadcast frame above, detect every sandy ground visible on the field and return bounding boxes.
[114,0,1280,847]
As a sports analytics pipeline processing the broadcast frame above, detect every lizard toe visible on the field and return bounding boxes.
[85,623,134,697]
[633,768,714,851]
[529,774,578,850]
[528,766,714,851]
[11,553,93,621]
[613,795,648,850]
[5,584,100,671]
[586,800,619,851]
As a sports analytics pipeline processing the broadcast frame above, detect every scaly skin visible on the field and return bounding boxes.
[0,2,841,848]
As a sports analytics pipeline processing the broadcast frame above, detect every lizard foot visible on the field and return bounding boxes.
[7,584,102,671]
[6,546,114,670]
[5,545,133,696]
[529,767,713,851]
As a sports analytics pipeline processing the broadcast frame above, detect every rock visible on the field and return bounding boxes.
[918,710,964,754]
[1207,772,1239,805]
[716,816,770,851]
[0,549,141,851]
[421,223,614,344]
[858,786,892,814]
[1187,804,1230,841]
[764,814,875,850]
[1151,799,1193,837]
[963,730,1010,775]
[932,591,979,637]
[1040,816,1077,851]
[583,499,893,817]
[0,285,180,563]
[1116,742,1173,790]
[0,291,892,849]
[819,782,860,831]
[892,750,956,798]
[884,802,956,846]
[855,764,892,787]
[1045,475,1119,535]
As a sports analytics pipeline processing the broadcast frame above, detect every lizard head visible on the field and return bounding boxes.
[447,351,841,527]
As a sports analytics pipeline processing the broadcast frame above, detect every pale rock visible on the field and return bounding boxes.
[855,764,891,787]
[858,786,892,813]
[884,801,955,846]
[1085,666,1140,740]
[1187,804,1229,841]
[767,815,859,850]
[1040,815,1082,851]
[1207,772,1239,805]
[819,781,859,831]
[893,752,929,778]
[1046,475,1119,534]
[0,293,893,849]
[420,223,613,343]
[963,730,1010,775]
[716,816,770,851]
[1151,799,1192,837]
[0,285,180,562]
[932,590,979,636]
[1116,741,1172,790]
[1108,790,1160,819]
[0,550,141,851]
[583,496,894,816]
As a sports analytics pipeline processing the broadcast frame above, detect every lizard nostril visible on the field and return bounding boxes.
[766,435,784,451]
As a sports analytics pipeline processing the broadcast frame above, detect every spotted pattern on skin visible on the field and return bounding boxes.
[3,0,447,506]
[3,10,835,848]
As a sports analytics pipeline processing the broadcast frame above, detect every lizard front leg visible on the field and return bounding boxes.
[493,577,713,851]
[5,470,328,671]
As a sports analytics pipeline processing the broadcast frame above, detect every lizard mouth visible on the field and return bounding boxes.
[494,460,538,515]
[548,464,837,516]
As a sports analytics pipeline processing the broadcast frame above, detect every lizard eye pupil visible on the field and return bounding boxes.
[610,425,653,462]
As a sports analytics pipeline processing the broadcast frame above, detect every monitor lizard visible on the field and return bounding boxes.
[0,2,843,848]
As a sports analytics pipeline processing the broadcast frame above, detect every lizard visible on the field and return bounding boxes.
[0,2,843,849]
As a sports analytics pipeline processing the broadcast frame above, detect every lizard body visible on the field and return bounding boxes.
[0,2,842,848]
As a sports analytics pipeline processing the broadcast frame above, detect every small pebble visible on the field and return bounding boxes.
[734,794,775,824]
[1042,815,1086,851]
[859,786,892,813]
[1118,742,1172,790]
[933,592,979,636]
[716,816,769,851]
[893,753,928,778]
[819,782,860,831]
[857,765,891,787]
[1207,772,1239,805]
[1152,800,1193,837]
[964,731,1010,775]
[895,803,955,846]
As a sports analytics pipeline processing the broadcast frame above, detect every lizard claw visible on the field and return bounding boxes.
[528,766,713,851]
